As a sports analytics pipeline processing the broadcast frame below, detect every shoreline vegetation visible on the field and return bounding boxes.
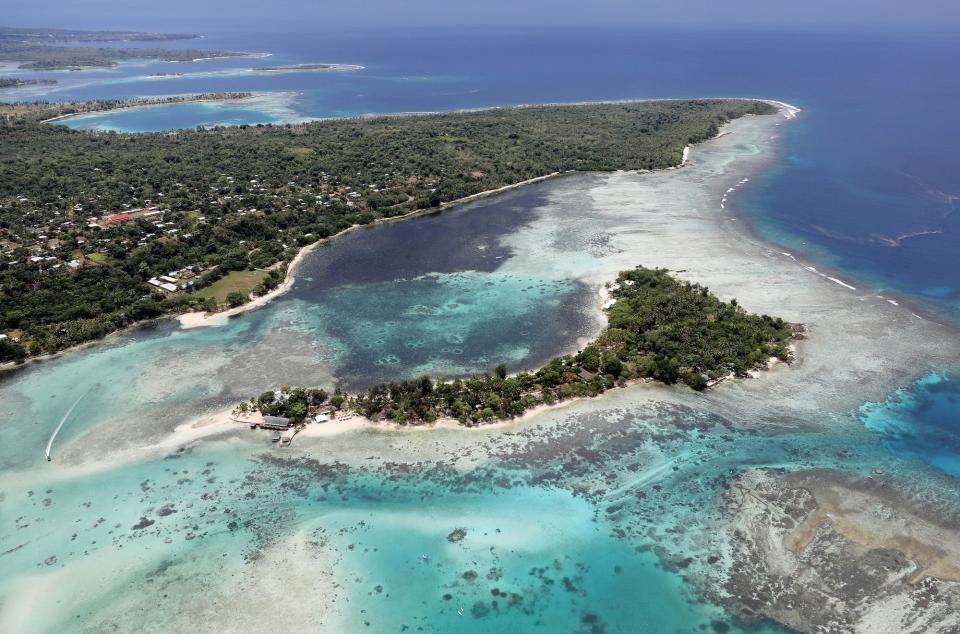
[241,266,798,427]
[0,97,777,366]
[0,78,58,89]
[175,169,567,329]
[34,92,258,124]
[0,26,244,70]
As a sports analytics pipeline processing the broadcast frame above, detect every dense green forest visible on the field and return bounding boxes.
[0,27,199,43]
[0,27,241,69]
[252,267,796,426]
[0,78,57,89]
[0,97,776,362]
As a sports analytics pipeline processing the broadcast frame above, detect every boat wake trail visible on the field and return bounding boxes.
[45,387,93,463]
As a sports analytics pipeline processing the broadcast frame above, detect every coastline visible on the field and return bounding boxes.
[4,99,790,370]
[251,63,364,73]
[37,92,265,125]
[162,380,622,449]
[171,100,789,330]
[152,102,959,450]
[176,171,568,328]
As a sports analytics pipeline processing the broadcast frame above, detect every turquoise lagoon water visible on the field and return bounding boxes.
[3,385,913,633]
[0,182,591,475]
[56,100,285,132]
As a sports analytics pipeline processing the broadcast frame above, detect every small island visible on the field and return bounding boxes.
[0,26,245,70]
[252,63,363,72]
[0,78,57,89]
[239,266,798,428]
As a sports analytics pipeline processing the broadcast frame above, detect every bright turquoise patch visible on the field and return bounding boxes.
[859,371,960,478]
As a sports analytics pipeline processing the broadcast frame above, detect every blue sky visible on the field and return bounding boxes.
[5,0,960,31]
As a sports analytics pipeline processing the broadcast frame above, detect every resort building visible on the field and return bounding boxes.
[259,416,292,430]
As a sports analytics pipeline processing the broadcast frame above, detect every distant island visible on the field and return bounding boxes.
[0,77,57,89]
[253,63,363,72]
[240,266,797,429]
[0,98,776,363]
[0,27,246,70]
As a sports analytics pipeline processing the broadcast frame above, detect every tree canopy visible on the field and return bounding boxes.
[0,98,776,362]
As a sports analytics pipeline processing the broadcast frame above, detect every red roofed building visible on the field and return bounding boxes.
[105,213,131,222]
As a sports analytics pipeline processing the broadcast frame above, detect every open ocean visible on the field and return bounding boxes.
[1,26,959,632]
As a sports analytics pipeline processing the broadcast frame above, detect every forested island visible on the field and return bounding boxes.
[0,78,57,89]
[0,97,776,363]
[253,63,362,72]
[244,266,796,426]
[0,27,244,70]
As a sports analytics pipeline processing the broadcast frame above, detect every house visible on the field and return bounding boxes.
[260,416,291,431]
[147,278,178,293]
[105,213,131,223]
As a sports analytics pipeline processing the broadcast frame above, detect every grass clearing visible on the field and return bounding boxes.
[192,269,269,304]
[287,146,315,158]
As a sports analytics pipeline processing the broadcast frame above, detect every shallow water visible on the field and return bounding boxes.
[0,182,601,476]
[57,100,284,131]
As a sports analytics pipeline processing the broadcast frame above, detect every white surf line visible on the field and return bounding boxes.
[785,254,863,293]
[826,276,857,291]
[721,178,753,208]
[45,388,92,462]
[765,100,802,119]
